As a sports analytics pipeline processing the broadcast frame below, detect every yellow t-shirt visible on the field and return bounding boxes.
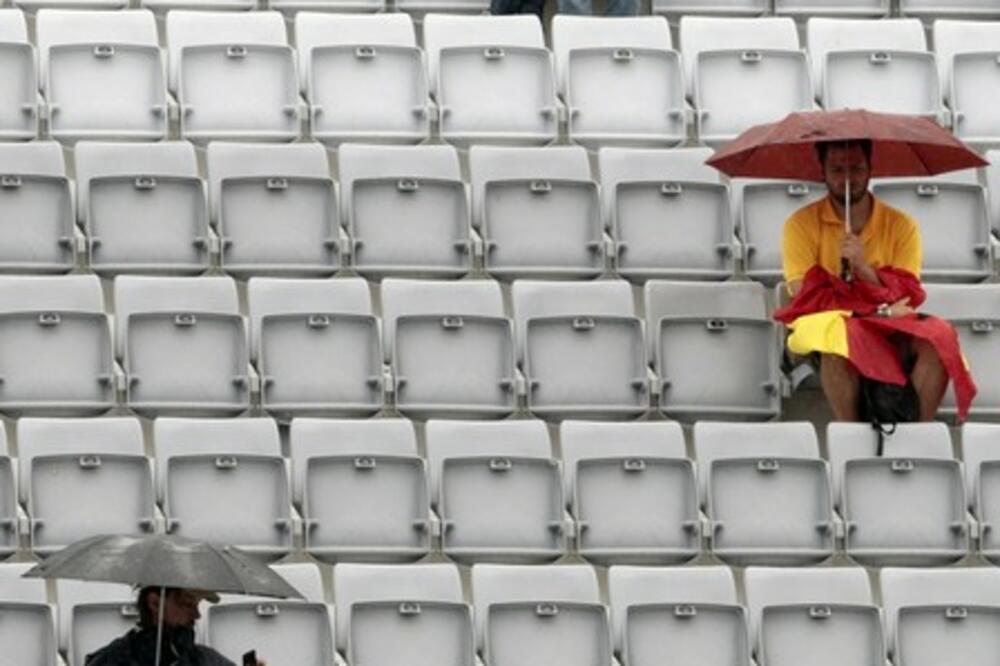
[781,195,922,285]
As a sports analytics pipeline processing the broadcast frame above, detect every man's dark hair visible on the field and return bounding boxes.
[137,586,180,628]
[815,139,873,167]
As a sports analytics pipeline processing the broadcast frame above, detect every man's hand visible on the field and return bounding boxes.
[887,297,915,318]
[840,233,866,269]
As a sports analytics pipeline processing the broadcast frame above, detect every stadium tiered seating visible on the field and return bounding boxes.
[900,0,1000,20]
[961,423,1000,564]
[75,141,209,276]
[0,9,36,140]
[56,578,135,666]
[18,417,154,556]
[653,0,766,18]
[988,149,1000,236]
[0,142,75,273]
[774,0,888,17]
[247,278,382,417]
[381,279,517,418]
[0,428,15,559]
[0,562,59,666]
[289,418,431,562]
[934,21,1000,147]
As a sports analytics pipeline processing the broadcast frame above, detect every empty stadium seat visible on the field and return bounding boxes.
[0,9,38,141]
[142,0,252,19]
[166,12,301,144]
[296,13,429,145]
[608,566,748,666]
[154,417,292,559]
[289,418,431,562]
[901,0,1000,19]
[962,423,1000,563]
[922,283,1000,419]
[807,18,944,121]
[513,279,648,419]
[561,420,699,565]
[278,0,384,14]
[55,579,135,666]
[75,142,209,276]
[396,0,490,26]
[333,563,473,666]
[881,568,1000,666]
[933,21,1000,146]
[247,278,381,417]
[472,564,610,666]
[653,0,766,17]
[205,563,336,666]
[645,281,780,420]
[425,420,567,563]
[0,562,59,666]
[598,147,736,281]
[338,143,472,278]
[0,142,75,273]
[423,15,558,146]
[679,17,811,147]
[115,276,250,416]
[0,428,15,559]
[468,146,603,279]
[744,567,881,666]
[828,422,967,566]
[0,275,114,416]
[18,417,154,556]
[872,175,991,282]
[207,142,339,277]
[694,422,834,565]
[36,10,167,144]
[774,0,888,17]
[551,16,685,148]
[382,279,516,418]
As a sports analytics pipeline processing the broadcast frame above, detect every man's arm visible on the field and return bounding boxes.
[841,233,882,286]
[782,215,817,297]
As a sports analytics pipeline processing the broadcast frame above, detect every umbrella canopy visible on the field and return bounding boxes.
[22,534,303,600]
[707,109,988,181]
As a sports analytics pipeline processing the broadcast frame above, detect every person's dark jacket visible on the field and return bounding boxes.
[85,625,235,666]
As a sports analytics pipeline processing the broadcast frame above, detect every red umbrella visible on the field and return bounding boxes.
[707,109,988,180]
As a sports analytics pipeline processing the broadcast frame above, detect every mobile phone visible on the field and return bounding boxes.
[242,650,257,666]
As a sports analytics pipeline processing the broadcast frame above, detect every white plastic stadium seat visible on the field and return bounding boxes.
[0,428,15,559]
[775,0,888,17]
[598,147,736,281]
[608,566,748,666]
[142,0,252,18]
[933,21,1000,146]
[922,284,1000,420]
[807,18,944,121]
[14,0,126,18]
[36,10,167,143]
[289,418,431,563]
[694,422,834,565]
[166,12,301,144]
[744,568,881,666]
[206,143,339,277]
[990,149,1000,236]
[0,562,59,666]
[512,279,648,420]
[338,144,472,278]
[205,563,336,666]
[881,568,1000,666]
[827,423,968,566]
[18,417,154,556]
[653,0,766,18]
[551,16,685,148]
[735,179,827,284]
[425,420,567,563]
[276,0,383,15]
[472,564,611,666]
[247,278,381,418]
[423,15,558,147]
[395,0,490,23]
[961,423,1000,564]
[468,146,603,279]
[901,0,1000,19]
[0,9,39,140]
[0,142,74,273]
[154,417,292,559]
[115,276,250,416]
[645,281,779,421]
[333,563,473,666]
[680,17,811,147]
[561,420,699,565]
[74,142,209,276]
[871,175,991,282]
[296,13,429,146]
[0,276,113,416]
[382,279,516,418]
[55,579,135,666]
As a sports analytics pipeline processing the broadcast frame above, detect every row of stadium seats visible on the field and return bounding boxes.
[0,275,783,420]
[2,559,1000,666]
[4,11,1000,146]
[2,417,999,566]
[4,141,999,284]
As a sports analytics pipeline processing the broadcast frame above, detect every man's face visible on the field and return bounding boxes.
[822,144,871,206]
[148,589,202,628]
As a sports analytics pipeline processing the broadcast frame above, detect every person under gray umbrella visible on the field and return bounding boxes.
[24,534,299,666]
